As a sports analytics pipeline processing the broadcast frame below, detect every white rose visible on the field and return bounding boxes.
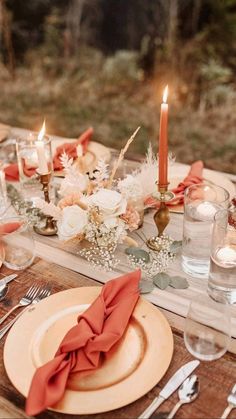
[88,188,127,218]
[57,205,88,240]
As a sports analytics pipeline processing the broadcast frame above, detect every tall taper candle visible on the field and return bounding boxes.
[35,121,48,174]
[158,85,168,187]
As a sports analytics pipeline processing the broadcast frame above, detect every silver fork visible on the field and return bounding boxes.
[0,285,51,340]
[0,285,40,326]
[221,384,236,419]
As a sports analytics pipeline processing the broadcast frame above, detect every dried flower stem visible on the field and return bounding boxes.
[107,126,140,188]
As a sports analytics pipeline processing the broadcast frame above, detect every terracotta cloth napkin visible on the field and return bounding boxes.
[145,160,204,208]
[0,222,22,235]
[4,127,93,181]
[25,269,141,416]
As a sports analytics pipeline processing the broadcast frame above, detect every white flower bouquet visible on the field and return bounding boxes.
[36,128,142,268]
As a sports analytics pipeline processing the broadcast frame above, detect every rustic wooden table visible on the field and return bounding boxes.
[0,129,236,418]
[0,258,235,419]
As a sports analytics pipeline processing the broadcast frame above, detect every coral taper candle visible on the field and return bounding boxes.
[158,85,169,187]
[35,121,48,174]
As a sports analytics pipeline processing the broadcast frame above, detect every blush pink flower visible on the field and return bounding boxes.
[58,192,85,209]
[120,205,140,231]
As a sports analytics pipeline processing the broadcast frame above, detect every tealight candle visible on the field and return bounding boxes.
[35,121,48,174]
[195,202,218,221]
[216,246,236,264]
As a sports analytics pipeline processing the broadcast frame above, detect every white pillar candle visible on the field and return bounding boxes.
[35,121,48,174]
[76,144,83,158]
[0,170,7,199]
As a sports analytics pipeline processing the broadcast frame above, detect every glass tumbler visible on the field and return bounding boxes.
[208,209,236,304]
[181,183,229,278]
[184,294,231,361]
[0,216,35,270]
[16,132,53,205]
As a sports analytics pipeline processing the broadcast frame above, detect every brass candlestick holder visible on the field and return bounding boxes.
[34,171,57,236]
[146,183,175,251]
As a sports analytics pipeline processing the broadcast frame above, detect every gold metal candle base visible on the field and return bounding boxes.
[34,217,57,236]
[146,183,175,251]
[34,171,57,236]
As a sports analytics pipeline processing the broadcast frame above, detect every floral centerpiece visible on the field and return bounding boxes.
[36,128,142,269]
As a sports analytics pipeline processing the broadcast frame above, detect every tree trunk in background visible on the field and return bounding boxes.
[0,0,15,78]
[191,0,202,35]
[167,0,178,57]
[65,0,85,56]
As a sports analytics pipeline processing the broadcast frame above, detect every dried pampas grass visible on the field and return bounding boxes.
[133,143,157,199]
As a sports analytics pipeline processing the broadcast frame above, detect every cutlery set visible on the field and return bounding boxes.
[0,276,51,340]
[139,360,236,419]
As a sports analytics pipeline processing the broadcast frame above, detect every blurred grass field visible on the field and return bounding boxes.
[0,46,235,174]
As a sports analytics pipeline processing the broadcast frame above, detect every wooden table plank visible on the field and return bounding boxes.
[0,259,235,419]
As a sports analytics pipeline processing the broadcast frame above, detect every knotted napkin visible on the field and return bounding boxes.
[145,160,204,208]
[4,127,93,181]
[25,269,141,416]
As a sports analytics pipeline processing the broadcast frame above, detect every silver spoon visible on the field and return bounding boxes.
[167,374,200,419]
[0,274,18,301]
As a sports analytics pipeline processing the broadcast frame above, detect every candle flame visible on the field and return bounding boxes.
[163,85,168,103]
[38,120,46,141]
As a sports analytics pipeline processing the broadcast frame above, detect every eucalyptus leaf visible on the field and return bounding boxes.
[139,280,154,294]
[153,272,170,290]
[170,276,189,289]
[125,247,150,263]
[170,240,182,253]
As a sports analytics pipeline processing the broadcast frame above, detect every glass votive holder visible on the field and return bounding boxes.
[0,216,35,270]
[208,208,236,304]
[181,183,229,279]
[16,132,54,205]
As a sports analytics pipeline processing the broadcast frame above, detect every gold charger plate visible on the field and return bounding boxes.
[168,165,235,213]
[4,287,173,415]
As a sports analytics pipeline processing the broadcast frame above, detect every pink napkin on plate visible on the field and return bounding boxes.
[25,269,141,416]
[4,127,94,181]
[145,160,204,208]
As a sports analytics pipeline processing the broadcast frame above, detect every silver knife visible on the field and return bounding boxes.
[0,274,18,287]
[138,359,200,419]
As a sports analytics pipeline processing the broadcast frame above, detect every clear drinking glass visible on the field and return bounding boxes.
[182,183,229,278]
[0,216,35,270]
[208,209,236,304]
[16,132,53,205]
[184,294,231,361]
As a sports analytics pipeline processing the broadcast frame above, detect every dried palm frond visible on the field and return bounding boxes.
[107,126,140,188]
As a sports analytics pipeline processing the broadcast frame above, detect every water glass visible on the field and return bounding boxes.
[16,132,53,204]
[208,209,236,304]
[181,183,229,278]
[184,294,231,361]
[0,216,35,270]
